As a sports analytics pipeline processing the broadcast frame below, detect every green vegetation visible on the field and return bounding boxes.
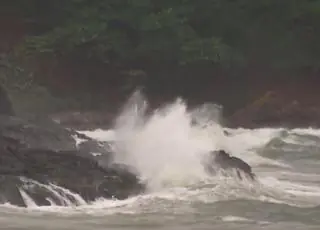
[1,0,320,113]
[5,0,319,71]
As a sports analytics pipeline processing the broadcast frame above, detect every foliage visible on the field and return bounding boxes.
[7,0,320,71]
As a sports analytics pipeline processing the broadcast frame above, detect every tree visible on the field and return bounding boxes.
[6,0,320,73]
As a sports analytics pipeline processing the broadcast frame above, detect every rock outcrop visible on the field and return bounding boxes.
[202,150,256,181]
[228,91,320,128]
[0,86,145,207]
[0,85,14,116]
[49,110,114,130]
[0,116,145,207]
[0,115,145,207]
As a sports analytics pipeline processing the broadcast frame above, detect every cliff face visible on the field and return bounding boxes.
[227,77,320,128]
[42,65,320,130]
[1,15,319,129]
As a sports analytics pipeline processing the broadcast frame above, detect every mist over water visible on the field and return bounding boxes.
[2,91,320,229]
[111,91,226,190]
[77,91,320,209]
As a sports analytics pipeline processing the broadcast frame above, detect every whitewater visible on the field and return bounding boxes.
[1,92,320,230]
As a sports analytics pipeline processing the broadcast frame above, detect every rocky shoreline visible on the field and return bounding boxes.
[226,77,320,129]
[0,114,145,207]
[0,85,146,207]
[227,92,320,129]
[0,74,318,207]
[49,82,320,131]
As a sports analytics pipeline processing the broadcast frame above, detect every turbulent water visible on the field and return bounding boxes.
[1,93,320,230]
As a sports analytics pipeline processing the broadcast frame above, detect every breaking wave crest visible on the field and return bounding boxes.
[2,91,320,214]
[111,91,226,190]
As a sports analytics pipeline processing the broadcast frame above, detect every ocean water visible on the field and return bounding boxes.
[1,93,320,230]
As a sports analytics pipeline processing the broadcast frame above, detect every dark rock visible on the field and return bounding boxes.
[223,130,231,136]
[0,176,26,207]
[76,139,113,168]
[0,114,111,159]
[228,91,320,128]
[203,150,256,181]
[0,85,14,115]
[49,111,114,130]
[0,115,145,207]
[0,115,76,152]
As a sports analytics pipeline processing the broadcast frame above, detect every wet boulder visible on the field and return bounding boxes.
[0,85,14,116]
[0,114,113,161]
[0,115,145,207]
[0,115,76,152]
[202,150,256,181]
